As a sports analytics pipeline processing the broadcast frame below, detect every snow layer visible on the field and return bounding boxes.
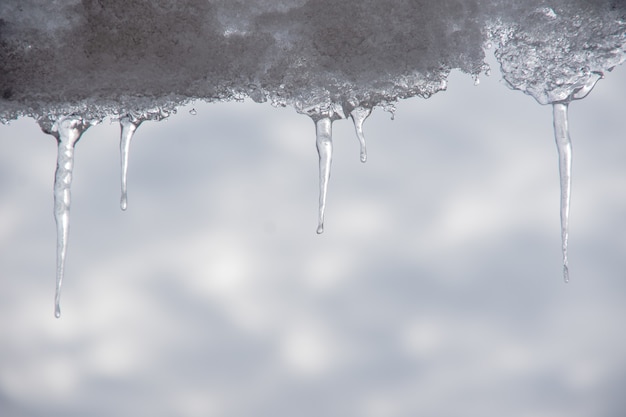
[1,0,625,122]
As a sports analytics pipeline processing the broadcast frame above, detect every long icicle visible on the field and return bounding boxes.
[315,117,333,234]
[350,107,371,163]
[50,116,90,317]
[552,102,572,283]
[119,116,141,211]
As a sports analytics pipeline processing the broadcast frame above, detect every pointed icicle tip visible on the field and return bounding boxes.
[350,107,371,163]
[46,116,93,318]
[315,117,333,235]
[119,116,142,211]
[552,102,572,283]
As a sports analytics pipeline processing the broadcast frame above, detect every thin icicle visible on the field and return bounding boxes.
[350,107,371,163]
[315,117,333,234]
[44,116,91,317]
[552,102,572,283]
[119,116,142,211]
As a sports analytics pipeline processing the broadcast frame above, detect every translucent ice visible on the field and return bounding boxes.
[119,116,142,211]
[552,103,572,283]
[315,117,333,234]
[39,116,93,318]
[350,107,371,163]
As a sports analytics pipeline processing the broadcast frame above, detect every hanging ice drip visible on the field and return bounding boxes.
[39,115,95,317]
[118,107,173,211]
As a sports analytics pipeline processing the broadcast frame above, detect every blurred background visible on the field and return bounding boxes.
[1,53,625,417]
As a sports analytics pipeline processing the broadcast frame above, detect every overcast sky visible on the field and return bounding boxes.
[1,53,625,417]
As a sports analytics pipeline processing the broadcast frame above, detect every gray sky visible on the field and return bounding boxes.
[0,53,625,417]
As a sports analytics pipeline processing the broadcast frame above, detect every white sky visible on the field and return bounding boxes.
[0,53,625,417]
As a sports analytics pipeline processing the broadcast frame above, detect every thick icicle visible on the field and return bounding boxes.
[350,107,371,163]
[119,116,142,211]
[44,116,91,317]
[552,102,572,283]
[315,117,333,234]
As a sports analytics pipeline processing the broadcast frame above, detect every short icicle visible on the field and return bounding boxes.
[119,116,142,211]
[46,116,91,317]
[552,102,572,283]
[315,117,333,234]
[350,107,371,163]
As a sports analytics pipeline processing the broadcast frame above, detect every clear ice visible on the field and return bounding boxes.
[41,116,92,318]
[119,116,142,211]
[350,107,371,163]
[552,103,572,283]
[315,117,333,234]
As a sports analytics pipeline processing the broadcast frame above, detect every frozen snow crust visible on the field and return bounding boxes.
[1,0,625,123]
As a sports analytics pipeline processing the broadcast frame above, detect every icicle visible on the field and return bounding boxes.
[315,117,333,234]
[119,116,142,211]
[350,107,371,163]
[552,102,572,283]
[43,116,91,317]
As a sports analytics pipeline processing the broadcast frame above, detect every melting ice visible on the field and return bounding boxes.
[119,116,141,211]
[1,0,625,314]
[350,107,371,163]
[552,103,572,283]
[315,117,333,234]
[39,116,94,317]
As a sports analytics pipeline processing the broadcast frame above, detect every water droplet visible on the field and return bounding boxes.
[119,116,143,211]
[552,102,572,283]
[41,116,92,317]
[350,107,371,163]
[315,117,333,234]
[189,108,197,115]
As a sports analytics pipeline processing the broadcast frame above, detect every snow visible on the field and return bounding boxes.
[1,1,624,121]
